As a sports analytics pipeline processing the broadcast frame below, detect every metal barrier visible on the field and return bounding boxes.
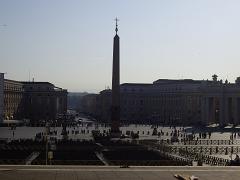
[183,139,240,145]
[138,141,230,166]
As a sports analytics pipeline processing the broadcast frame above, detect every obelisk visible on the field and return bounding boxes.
[110,18,121,137]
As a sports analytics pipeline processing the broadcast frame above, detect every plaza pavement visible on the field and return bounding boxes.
[1,124,240,162]
[0,124,237,141]
[0,165,240,180]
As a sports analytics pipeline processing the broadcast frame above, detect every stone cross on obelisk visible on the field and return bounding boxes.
[110,18,121,138]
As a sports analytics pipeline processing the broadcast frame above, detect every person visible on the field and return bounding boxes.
[234,154,240,163]
[174,174,198,180]
[197,159,203,166]
[230,154,240,166]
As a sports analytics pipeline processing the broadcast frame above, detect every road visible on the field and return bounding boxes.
[0,165,240,180]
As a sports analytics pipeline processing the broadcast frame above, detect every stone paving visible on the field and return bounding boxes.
[0,165,240,180]
[0,124,238,141]
[1,122,240,162]
[0,124,183,140]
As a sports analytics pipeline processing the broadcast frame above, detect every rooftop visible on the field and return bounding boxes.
[153,79,203,85]
[21,81,53,85]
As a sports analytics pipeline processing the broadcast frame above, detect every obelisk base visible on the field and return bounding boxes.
[110,130,121,139]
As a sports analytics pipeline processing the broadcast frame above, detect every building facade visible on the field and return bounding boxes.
[23,82,67,123]
[4,79,24,120]
[120,79,204,125]
[96,89,112,122]
[78,94,98,117]
[1,78,67,124]
[87,75,240,126]
[0,73,4,123]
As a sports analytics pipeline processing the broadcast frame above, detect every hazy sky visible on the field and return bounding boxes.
[1,0,240,93]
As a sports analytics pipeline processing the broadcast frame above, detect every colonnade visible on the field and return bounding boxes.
[202,96,240,126]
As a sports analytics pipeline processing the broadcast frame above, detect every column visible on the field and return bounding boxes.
[238,98,240,124]
[209,97,214,124]
[233,98,238,125]
[201,96,206,124]
[205,97,210,125]
[219,96,225,126]
[224,98,229,125]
